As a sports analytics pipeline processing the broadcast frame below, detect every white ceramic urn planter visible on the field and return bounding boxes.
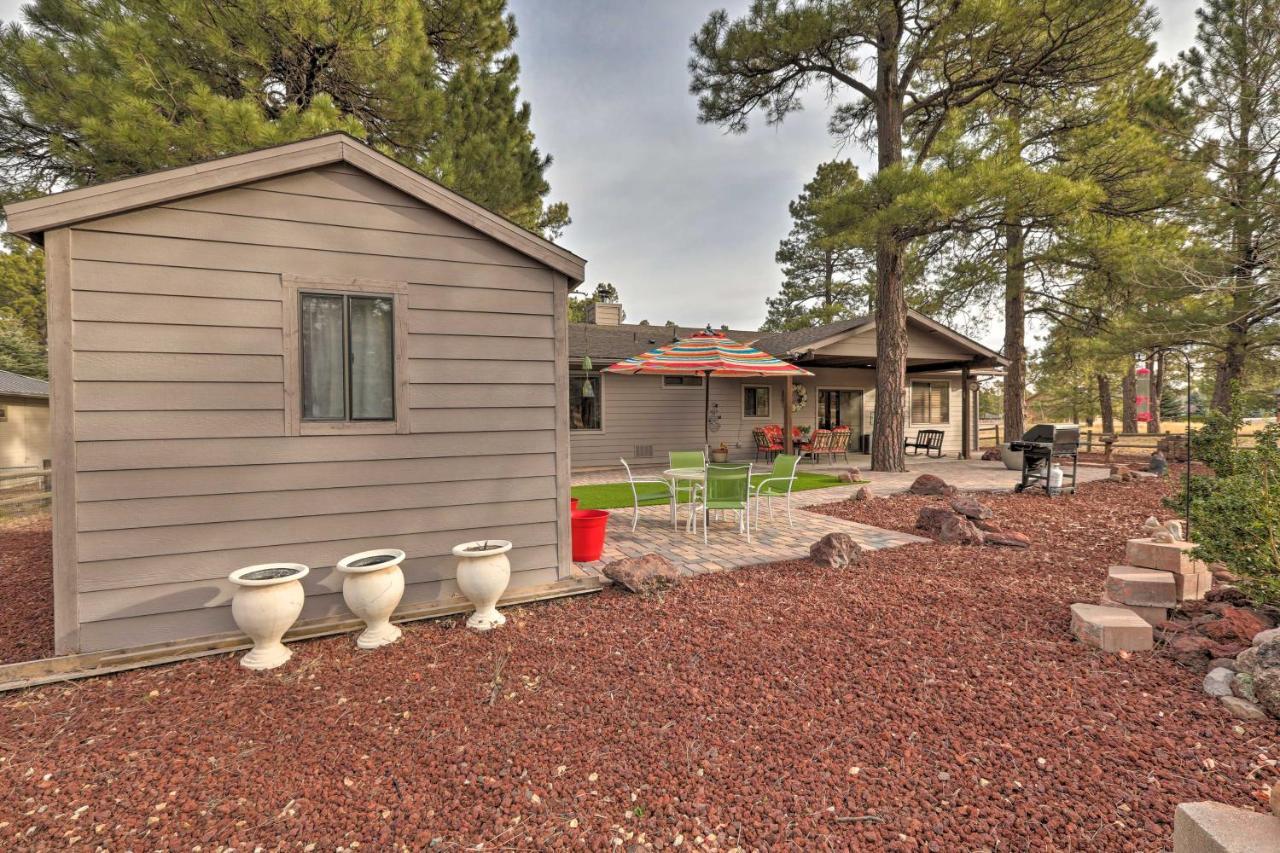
[452,540,512,631]
[228,563,309,670]
[336,548,406,649]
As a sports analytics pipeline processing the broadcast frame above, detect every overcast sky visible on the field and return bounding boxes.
[503,0,1199,344]
[0,0,1199,344]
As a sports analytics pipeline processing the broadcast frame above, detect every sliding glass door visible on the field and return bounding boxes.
[818,389,863,434]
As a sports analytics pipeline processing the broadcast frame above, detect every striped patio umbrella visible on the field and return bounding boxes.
[603,327,813,448]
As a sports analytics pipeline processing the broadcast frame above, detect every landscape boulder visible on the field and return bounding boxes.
[1254,627,1280,647]
[1201,605,1274,644]
[1203,667,1234,697]
[809,533,863,569]
[1231,672,1258,704]
[601,554,681,594]
[915,506,957,534]
[1166,633,1215,669]
[1219,695,1269,720]
[852,486,873,502]
[949,496,993,520]
[1147,450,1167,476]
[1253,637,1280,717]
[938,513,985,546]
[985,531,1031,548]
[837,467,863,483]
[909,474,953,496]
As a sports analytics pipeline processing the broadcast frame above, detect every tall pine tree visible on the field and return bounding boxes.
[691,0,1155,471]
[1179,0,1280,412]
[762,160,871,331]
[0,0,566,235]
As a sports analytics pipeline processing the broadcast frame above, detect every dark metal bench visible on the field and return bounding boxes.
[904,429,945,458]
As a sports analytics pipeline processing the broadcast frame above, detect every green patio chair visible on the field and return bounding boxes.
[752,453,800,528]
[668,450,705,508]
[690,463,752,544]
[619,458,677,531]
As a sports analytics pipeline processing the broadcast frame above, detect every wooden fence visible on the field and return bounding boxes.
[977,424,1257,454]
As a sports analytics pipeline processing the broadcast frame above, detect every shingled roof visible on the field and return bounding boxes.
[570,323,759,362]
[749,315,873,356]
[0,368,49,399]
[571,310,1006,368]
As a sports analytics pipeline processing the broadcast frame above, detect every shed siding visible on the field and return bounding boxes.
[64,166,566,652]
[569,367,966,469]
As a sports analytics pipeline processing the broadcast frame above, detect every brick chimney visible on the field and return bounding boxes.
[586,302,622,326]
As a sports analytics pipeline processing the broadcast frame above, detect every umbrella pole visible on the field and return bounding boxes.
[704,370,711,455]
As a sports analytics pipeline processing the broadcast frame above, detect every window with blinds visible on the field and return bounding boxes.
[911,381,950,424]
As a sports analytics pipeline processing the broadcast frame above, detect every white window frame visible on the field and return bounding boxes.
[742,385,772,420]
[910,380,951,425]
[282,274,410,436]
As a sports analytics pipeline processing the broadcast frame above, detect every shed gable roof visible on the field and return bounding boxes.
[4,133,585,283]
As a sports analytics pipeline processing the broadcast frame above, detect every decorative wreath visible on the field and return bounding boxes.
[792,384,808,413]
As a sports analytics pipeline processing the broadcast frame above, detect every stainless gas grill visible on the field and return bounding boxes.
[1010,423,1080,496]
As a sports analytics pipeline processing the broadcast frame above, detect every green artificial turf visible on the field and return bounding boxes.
[571,471,862,510]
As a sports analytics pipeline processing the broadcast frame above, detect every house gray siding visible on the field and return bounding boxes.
[58,164,571,652]
[569,366,967,469]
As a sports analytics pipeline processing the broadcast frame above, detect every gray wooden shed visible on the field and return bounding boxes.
[5,133,592,656]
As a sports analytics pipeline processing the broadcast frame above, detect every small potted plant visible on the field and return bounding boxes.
[228,563,309,670]
[337,548,406,649]
[451,539,512,631]
[710,442,730,463]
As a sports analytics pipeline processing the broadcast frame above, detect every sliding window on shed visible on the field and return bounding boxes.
[301,292,396,422]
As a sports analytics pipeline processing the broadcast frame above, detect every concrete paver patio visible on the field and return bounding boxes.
[573,456,1114,578]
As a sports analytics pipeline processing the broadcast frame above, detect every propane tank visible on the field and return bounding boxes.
[1049,463,1064,491]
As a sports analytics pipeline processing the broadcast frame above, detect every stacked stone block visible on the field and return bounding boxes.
[1123,538,1211,602]
[1070,603,1154,651]
[1102,565,1176,626]
[1073,536,1208,653]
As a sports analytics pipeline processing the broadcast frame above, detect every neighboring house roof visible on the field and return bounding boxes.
[570,323,759,362]
[749,315,872,356]
[0,369,49,399]
[4,132,586,283]
[573,311,1007,368]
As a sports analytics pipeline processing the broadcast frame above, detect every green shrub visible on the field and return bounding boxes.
[1173,403,1280,605]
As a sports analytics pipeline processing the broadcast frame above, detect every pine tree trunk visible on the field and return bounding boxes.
[1002,220,1026,442]
[869,36,907,473]
[1122,362,1137,434]
[1097,373,1114,434]
[823,250,834,307]
[1211,322,1248,413]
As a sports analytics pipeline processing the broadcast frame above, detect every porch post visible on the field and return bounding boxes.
[960,364,971,459]
[784,374,794,455]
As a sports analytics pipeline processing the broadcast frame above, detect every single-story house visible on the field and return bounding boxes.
[5,132,592,656]
[0,369,51,470]
[568,303,1007,470]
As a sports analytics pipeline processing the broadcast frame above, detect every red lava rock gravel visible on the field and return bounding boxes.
[0,511,52,665]
[0,483,1277,849]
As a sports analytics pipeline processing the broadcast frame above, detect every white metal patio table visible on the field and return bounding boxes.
[664,467,704,530]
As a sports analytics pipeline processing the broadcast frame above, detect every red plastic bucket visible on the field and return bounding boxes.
[570,497,580,511]
[571,509,609,561]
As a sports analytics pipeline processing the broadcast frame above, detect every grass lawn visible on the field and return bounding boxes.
[571,471,860,509]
